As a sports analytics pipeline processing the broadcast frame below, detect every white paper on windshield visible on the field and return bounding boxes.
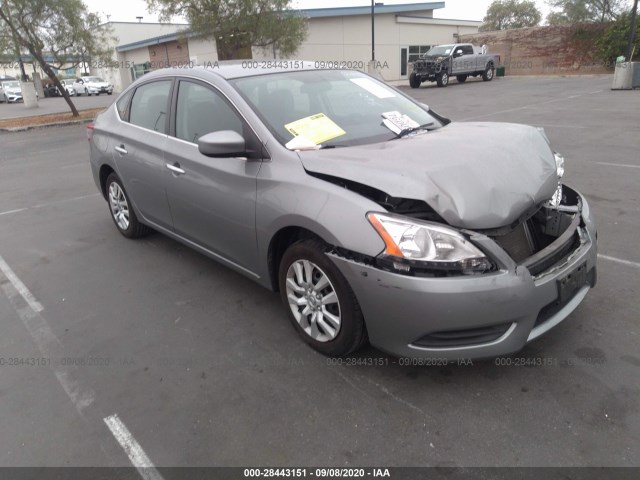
[381,111,420,135]
[350,78,396,99]
[285,113,346,145]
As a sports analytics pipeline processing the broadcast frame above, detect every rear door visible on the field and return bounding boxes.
[163,78,263,272]
[111,79,174,229]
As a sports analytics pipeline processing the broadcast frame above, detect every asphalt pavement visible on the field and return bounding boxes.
[0,75,638,470]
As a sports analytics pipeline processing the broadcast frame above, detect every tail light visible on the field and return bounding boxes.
[86,122,94,141]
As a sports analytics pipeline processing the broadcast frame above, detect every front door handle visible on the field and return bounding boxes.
[166,163,186,175]
[114,145,128,155]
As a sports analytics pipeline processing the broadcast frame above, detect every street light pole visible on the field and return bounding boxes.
[371,0,375,61]
[627,0,639,61]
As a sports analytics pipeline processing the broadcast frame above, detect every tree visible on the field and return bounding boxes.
[146,0,307,60]
[546,0,626,24]
[479,0,542,31]
[597,10,640,62]
[0,0,114,116]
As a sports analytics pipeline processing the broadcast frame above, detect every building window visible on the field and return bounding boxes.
[408,45,432,64]
[131,62,151,81]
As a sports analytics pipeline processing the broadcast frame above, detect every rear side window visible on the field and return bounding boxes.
[175,80,243,143]
[129,80,172,133]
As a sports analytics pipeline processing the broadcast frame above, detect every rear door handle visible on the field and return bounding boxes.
[166,163,186,175]
[114,145,128,155]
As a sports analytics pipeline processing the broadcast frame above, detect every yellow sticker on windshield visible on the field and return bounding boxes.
[285,113,346,145]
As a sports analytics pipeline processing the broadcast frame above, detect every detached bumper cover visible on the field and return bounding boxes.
[331,193,597,360]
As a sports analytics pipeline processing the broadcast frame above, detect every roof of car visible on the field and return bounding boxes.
[139,61,335,82]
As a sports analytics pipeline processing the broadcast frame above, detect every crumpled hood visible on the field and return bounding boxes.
[298,122,559,229]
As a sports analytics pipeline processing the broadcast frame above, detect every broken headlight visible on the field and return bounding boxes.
[367,213,492,275]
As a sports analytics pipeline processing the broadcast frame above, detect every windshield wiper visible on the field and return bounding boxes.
[395,122,435,139]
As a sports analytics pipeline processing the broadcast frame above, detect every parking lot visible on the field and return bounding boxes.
[0,75,638,470]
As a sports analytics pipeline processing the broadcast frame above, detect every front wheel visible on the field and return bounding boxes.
[279,240,367,357]
[409,72,421,89]
[482,65,495,81]
[106,173,151,239]
[436,72,449,87]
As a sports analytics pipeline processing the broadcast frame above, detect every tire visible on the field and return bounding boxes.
[456,74,468,83]
[409,72,421,89]
[105,173,151,239]
[482,65,495,81]
[108,92,112,95]
[279,239,368,357]
[436,72,449,87]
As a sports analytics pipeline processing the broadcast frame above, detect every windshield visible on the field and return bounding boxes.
[231,70,443,148]
[424,45,455,57]
[3,81,20,89]
[86,77,105,82]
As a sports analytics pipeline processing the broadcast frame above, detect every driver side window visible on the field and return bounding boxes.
[175,81,243,144]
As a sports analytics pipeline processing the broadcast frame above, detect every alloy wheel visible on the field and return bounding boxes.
[285,259,341,342]
[108,182,130,231]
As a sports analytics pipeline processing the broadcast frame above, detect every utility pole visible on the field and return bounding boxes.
[371,0,375,61]
[627,0,639,60]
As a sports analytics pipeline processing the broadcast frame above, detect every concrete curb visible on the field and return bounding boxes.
[0,118,93,132]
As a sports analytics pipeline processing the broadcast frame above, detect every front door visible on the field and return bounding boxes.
[163,79,263,272]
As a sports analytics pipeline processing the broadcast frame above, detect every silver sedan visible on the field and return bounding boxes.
[87,63,597,360]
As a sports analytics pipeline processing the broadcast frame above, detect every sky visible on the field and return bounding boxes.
[84,0,552,24]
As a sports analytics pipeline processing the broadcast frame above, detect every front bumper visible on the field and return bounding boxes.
[5,93,22,102]
[89,87,113,94]
[331,192,597,360]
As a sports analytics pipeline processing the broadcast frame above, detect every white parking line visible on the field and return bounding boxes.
[0,193,100,217]
[0,255,95,413]
[598,254,640,269]
[596,162,640,169]
[0,255,44,312]
[104,414,164,480]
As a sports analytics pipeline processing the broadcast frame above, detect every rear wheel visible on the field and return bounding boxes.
[409,72,421,89]
[279,239,367,357]
[436,72,449,87]
[456,74,468,83]
[482,65,495,81]
[106,173,150,239]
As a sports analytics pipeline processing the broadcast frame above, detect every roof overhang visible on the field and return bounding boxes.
[301,2,445,18]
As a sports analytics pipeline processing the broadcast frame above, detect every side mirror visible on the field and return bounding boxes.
[198,130,247,157]
[454,51,463,58]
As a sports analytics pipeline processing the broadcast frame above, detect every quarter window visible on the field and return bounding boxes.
[116,89,133,121]
[129,80,172,133]
[175,81,243,143]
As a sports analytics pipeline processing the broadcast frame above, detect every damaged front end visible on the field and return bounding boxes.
[486,185,594,279]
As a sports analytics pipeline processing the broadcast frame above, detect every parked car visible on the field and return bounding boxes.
[0,80,23,103]
[60,79,77,96]
[88,64,597,360]
[74,76,113,96]
[411,43,501,88]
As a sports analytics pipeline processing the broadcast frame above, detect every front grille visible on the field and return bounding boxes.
[412,323,513,348]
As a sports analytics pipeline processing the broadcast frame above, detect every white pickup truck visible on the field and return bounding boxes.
[410,44,501,88]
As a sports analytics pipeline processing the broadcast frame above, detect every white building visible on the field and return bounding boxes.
[100,2,480,91]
